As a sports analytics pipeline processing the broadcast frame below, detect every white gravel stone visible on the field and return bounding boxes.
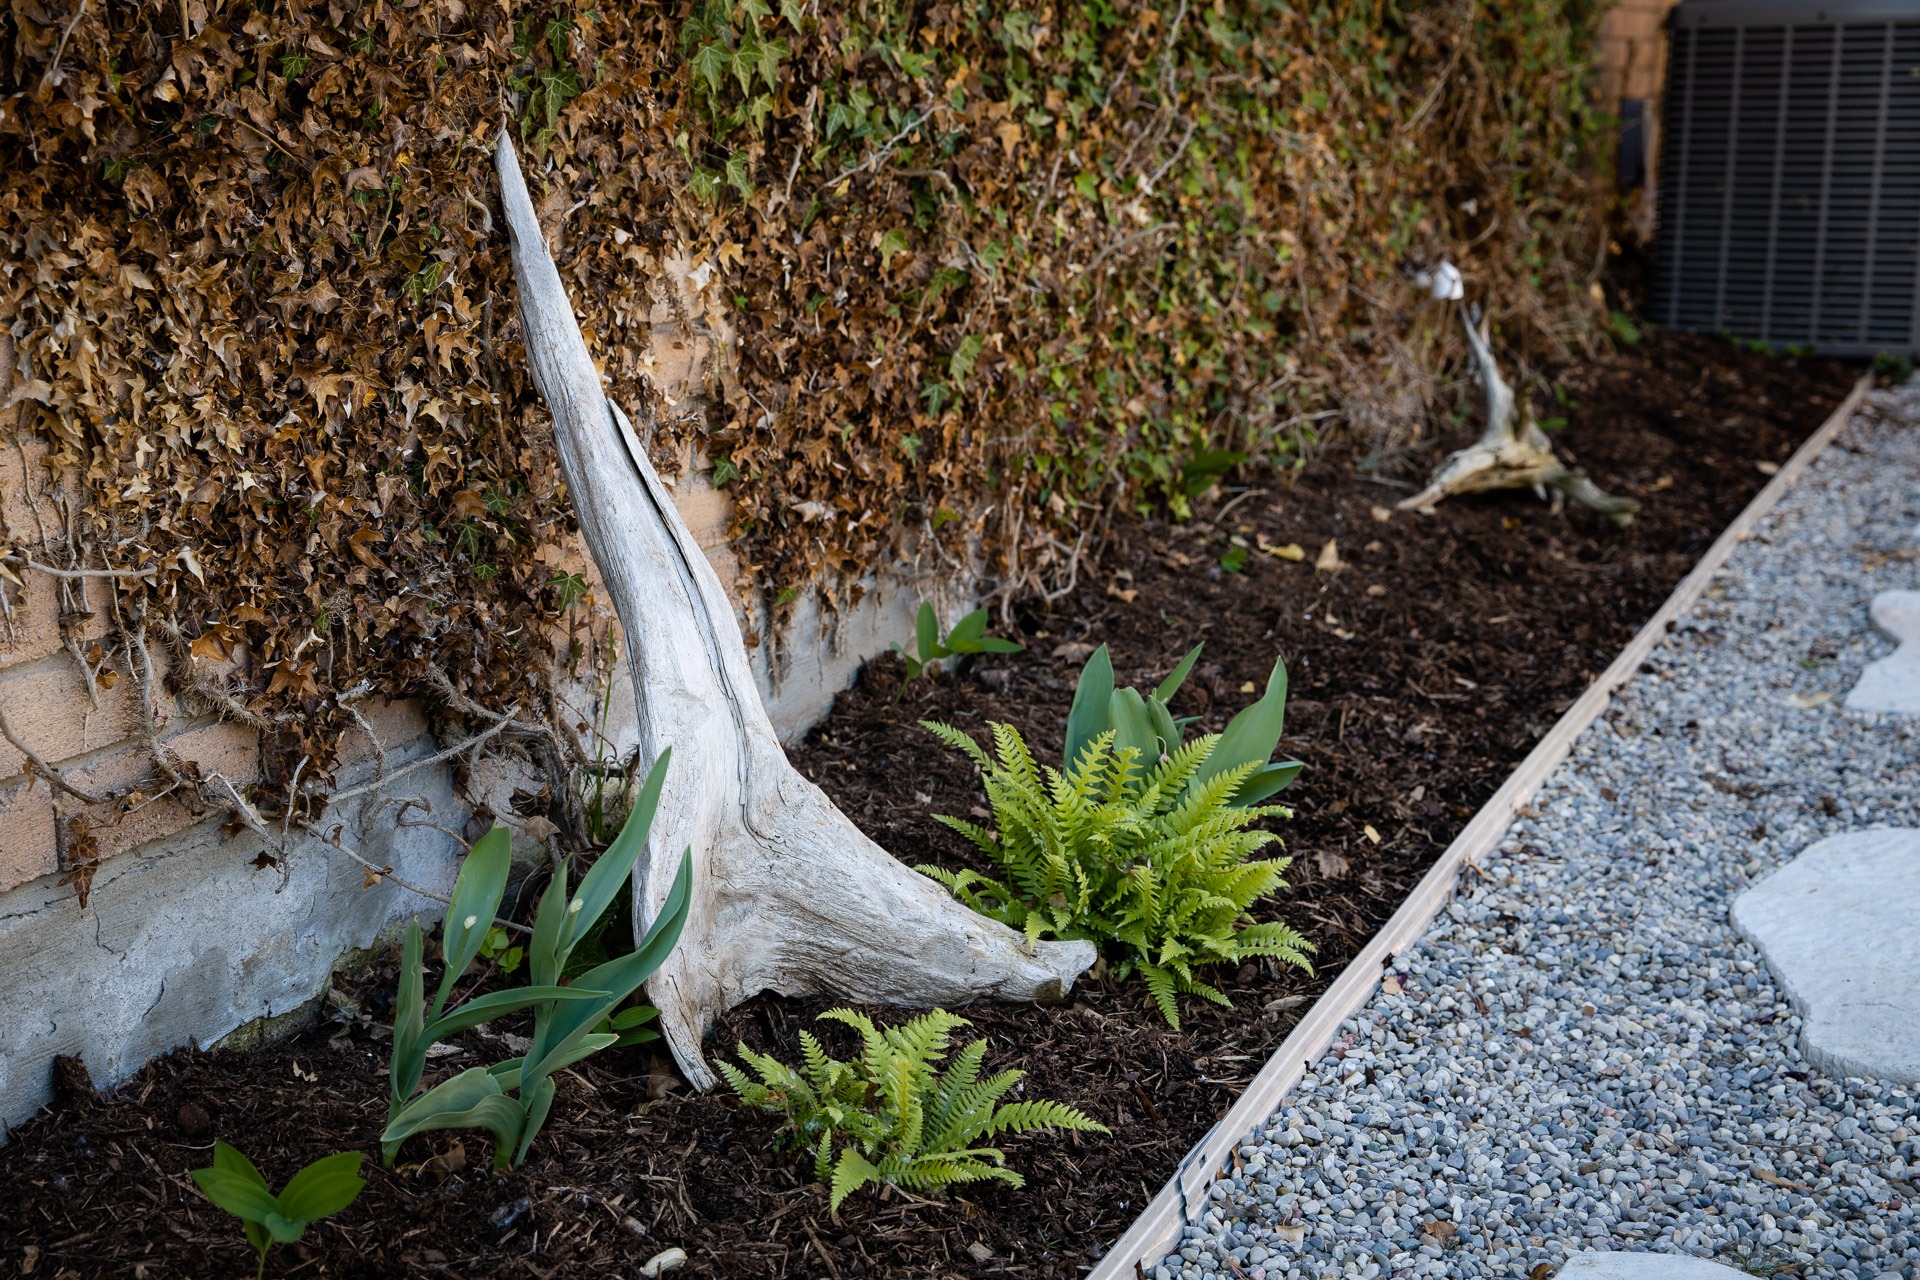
[1733,829,1920,1083]
[1558,1251,1749,1279]
[1149,388,1920,1280]
[1846,590,1920,714]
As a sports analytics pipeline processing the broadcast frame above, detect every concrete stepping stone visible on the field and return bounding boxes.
[1557,1252,1746,1279]
[1732,829,1920,1082]
[1846,590,1920,714]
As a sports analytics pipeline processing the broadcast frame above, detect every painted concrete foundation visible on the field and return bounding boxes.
[0,740,465,1134]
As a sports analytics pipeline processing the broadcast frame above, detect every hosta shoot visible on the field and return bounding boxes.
[383,750,693,1170]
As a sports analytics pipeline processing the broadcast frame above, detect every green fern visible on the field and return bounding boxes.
[919,723,1314,1028]
[721,1008,1108,1209]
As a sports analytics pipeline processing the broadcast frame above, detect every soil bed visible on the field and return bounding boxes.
[0,334,1860,1279]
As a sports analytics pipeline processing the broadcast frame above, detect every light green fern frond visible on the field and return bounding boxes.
[725,1007,1095,1209]
[919,719,990,770]
[923,701,1312,1030]
[830,1146,882,1210]
[988,1098,1110,1138]
[1140,964,1180,1027]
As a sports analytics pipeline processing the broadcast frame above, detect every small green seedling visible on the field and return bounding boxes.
[892,602,1022,679]
[190,1143,365,1279]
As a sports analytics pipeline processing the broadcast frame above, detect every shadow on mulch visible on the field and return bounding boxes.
[0,333,1861,1279]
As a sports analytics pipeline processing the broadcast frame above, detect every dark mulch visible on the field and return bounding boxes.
[0,333,1860,1279]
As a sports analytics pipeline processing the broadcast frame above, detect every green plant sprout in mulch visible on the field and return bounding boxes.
[190,1144,366,1279]
[892,601,1024,681]
[921,643,1312,1026]
[720,1008,1108,1209]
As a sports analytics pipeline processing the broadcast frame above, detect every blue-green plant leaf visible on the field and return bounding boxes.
[562,748,670,955]
[381,1067,524,1167]
[420,985,607,1041]
[528,858,571,991]
[1195,658,1290,802]
[390,920,427,1105]
[1107,687,1160,766]
[514,1075,558,1167]
[1153,643,1204,704]
[1063,644,1113,771]
[524,847,693,1083]
[433,825,513,1018]
[1235,759,1304,804]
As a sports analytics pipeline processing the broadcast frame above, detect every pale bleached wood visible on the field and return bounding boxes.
[1399,298,1639,524]
[1090,375,1872,1279]
[495,132,1095,1089]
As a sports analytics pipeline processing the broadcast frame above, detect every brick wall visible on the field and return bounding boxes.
[1597,0,1681,203]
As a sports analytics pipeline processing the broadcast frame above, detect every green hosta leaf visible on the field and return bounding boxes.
[210,1140,269,1190]
[945,607,989,650]
[190,1168,281,1224]
[914,601,939,662]
[275,1151,367,1223]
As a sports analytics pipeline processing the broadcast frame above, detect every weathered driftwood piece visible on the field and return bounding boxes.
[495,133,1095,1088]
[1399,266,1638,526]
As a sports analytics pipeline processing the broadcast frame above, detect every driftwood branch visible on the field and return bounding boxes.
[1397,266,1639,526]
[496,129,1094,1090]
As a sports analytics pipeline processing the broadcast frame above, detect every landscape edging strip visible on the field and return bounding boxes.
[1086,373,1874,1280]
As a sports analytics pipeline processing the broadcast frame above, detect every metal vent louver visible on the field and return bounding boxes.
[1654,0,1920,356]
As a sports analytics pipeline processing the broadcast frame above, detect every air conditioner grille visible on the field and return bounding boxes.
[1654,3,1920,356]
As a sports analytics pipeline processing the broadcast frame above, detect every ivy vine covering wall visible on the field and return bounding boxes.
[0,0,1611,778]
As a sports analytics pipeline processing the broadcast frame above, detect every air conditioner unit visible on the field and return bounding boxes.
[1653,0,1920,356]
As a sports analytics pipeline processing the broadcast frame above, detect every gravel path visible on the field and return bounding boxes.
[1155,387,1920,1280]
